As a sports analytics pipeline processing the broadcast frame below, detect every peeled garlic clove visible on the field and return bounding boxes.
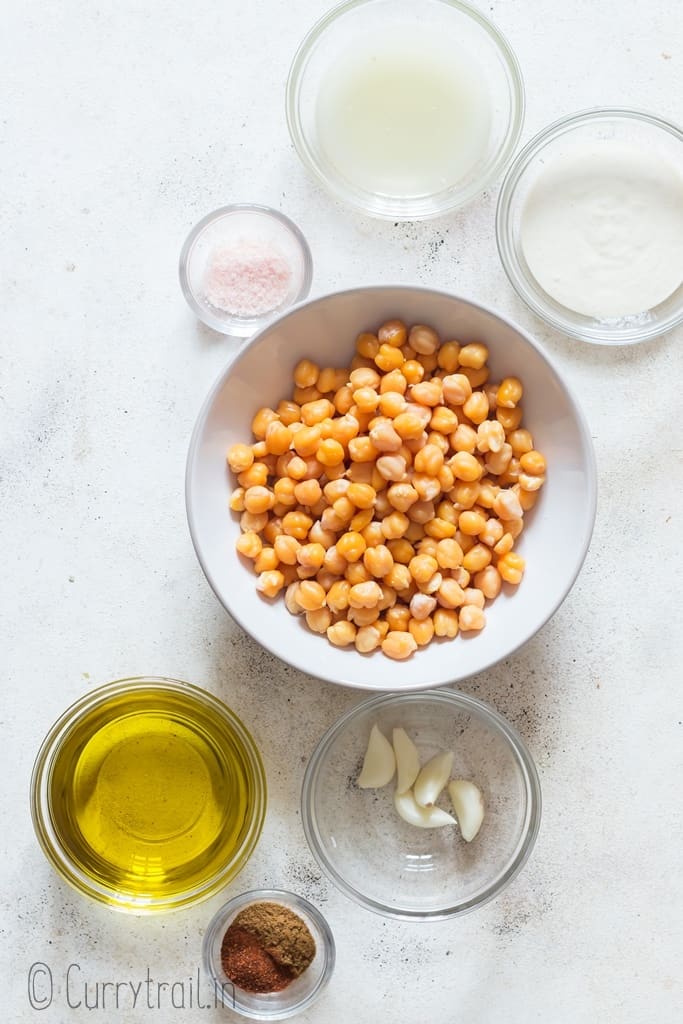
[413,750,454,807]
[448,779,485,842]
[393,727,421,794]
[394,789,457,829]
[357,724,396,789]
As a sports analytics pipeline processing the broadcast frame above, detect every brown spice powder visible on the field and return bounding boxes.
[232,901,316,977]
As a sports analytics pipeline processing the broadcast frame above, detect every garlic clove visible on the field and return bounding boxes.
[357,724,396,789]
[394,789,457,829]
[392,727,421,794]
[448,779,485,842]
[413,750,454,807]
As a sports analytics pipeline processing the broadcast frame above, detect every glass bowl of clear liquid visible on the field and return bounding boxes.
[286,0,524,220]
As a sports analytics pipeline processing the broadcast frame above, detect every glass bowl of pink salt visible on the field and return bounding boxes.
[179,204,313,337]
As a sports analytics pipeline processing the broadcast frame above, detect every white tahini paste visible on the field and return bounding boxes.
[520,141,683,319]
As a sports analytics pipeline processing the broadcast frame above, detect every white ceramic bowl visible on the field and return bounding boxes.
[186,287,596,691]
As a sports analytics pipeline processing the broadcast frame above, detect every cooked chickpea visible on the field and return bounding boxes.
[379,391,406,418]
[433,607,459,638]
[274,535,301,565]
[375,343,404,372]
[243,486,274,515]
[348,580,383,609]
[369,420,403,452]
[364,544,394,578]
[497,377,523,408]
[381,511,410,540]
[437,341,460,372]
[355,624,382,653]
[485,443,513,476]
[459,605,485,631]
[381,630,417,660]
[436,577,466,609]
[498,551,525,584]
[238,462,269,489]
[297,543,326,570]
[493,489,523,521]
[474,565,502,600]
[378,319,407,348]
[293,358,319,389]
[327,620,357,647]
[458,342,489,370]
[227,443,255,474]
[240,510,268,534]
[458,510,487,536]
[442,373,472,406]
[282,510,313,540]
[317,438,345,466]
[255,570,285,598]
[410,593,437,621]
[462,391,489,425]
[384,562,412,592]
[409,553,438,584]
[409,324,439,355]
[451,451,484,482]
[477,419,506,454]
[230,486,246,512]
[251,407,279,439]
[496,404,523,431]
[350,508,374,532]
[305,607,332,634]
[254,547,278,573]
[236,531,262,559]
[292,425,322,458]
[348,436,379,463]
[519,450,546,476]
[336,531,367,562]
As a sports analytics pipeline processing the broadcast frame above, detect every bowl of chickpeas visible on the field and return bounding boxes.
[186,286,596,690]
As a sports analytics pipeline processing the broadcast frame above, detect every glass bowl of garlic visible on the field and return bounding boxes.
[301,689,541,920]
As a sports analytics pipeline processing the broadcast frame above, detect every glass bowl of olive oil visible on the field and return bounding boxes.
[31,677,267,913]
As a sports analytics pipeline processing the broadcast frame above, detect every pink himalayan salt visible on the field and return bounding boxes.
[203,239,293,318]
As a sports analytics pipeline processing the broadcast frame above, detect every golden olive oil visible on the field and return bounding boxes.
[47,686,257,906]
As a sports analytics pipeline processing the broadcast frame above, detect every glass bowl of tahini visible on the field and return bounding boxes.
[496,108,683,345]
[286,0,524,220]
[30,677,267,912]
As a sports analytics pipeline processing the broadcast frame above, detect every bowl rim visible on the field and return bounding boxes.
[30,675,268,913]
[202,888,336,1020]
[300,689,542,920]
[185,284,598,691]
[178,203,313,336]
[285,0,525,220]
[495,106,683,345]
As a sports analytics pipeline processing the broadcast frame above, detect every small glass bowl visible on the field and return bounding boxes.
[31,677,267,913]
[496,108,683,345]
[286,0,524,220]
[203,889,335,1020]
[179,204,313,337]
[301,690,541,921]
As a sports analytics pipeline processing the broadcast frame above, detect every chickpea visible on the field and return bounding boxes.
[493,489,523,521]
[240,510,268,534]
[435,538,464,570]
[282,510,313,540]
[451,451,484,483]
[497,377,523,408]
[378,319,407,347]
[293,359,319,389]
[387,538,415,564]
[433,607,459,638]
[485,443,513,476]
[479,518,504,548]
[409,554,438,584]
[411,380,442,407]
[474,565,502,600]
[336,531,367,562]
[364,544,394,578]
[327,621,357,647]
[384,562,412,592]
[236,532,263,559]
[293,479,322,508]
[348,580,383,609]
[370,420,403,452]
[436,577,466,609]
[458,342,489,370]
[477,419,506,454]
[317,438,345,466]
[355,624,383,654]
[462,391,489,425]
[292,425,322,458]
[442,373,472,406]
[459,605,486,631]
[458,510,487,536]
[498,551,525,584]
[348,436,379,463]
[423,517,457,540]
[410,593,437,621]
[230,487,246,512]
[362,520,386,548]
[238,462,269,489]
[297,543,326,570]
[375,343,404,372]
[381,631,418,660]
[349,509,374,533]
[496,404,523,431]
[255,570,285,598]
[379,391,406,418]
[493,532,514,557]
[409,324,439,355]
[243,485,275,515]
[306,607,332,634]
[379,368,408,395]
[334,384,355,415]
[437,341,461,372]
[519,450,546,476]
[274,535,301,565]
[227,443,255,474]
[519,472,545,492]
[381,511,410,540]
[251,407,279,439]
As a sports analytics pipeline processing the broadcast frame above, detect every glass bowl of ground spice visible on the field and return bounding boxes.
[179,204,313,337]
[203,889,335,1019]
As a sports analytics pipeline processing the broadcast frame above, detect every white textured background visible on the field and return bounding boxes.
[1,1,681,1021]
